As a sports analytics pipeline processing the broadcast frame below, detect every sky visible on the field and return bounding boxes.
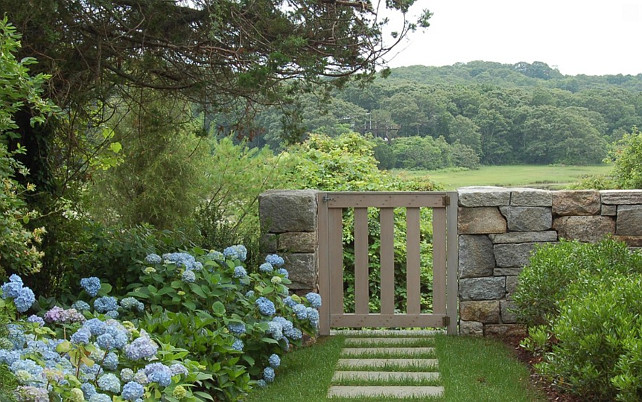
[382,0,642,76]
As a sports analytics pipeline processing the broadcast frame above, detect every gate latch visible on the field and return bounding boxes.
[322,194,335,203]
[442,316,450,326]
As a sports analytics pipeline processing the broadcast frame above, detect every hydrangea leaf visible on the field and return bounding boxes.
[211,301,225,316]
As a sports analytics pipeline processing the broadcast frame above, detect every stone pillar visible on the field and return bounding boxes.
[259,190,319,293]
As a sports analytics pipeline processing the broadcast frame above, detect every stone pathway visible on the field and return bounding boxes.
[327,330,444,399]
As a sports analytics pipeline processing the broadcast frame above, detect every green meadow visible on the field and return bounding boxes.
[392,165,612,190]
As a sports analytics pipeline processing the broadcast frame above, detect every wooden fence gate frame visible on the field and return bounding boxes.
[317,191,458,335]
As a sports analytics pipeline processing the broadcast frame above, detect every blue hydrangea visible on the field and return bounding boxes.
[268,354,281,368]
[284,327,303,340]
[283,296,296,308]
[256,297,276,316]
[133,370,148,385]
[259,262,273,273]
[169,363,188,377]
[181,270,196,283]
[1,274,23,298]
[71,300,91,311]
[70,328,91,345]
[144,253,162,264]
[81,382,97,399]
[307,307,320,327]
[80,277,101,297]
[277,268,289,278]
[223,245,247,261]
[94,296,118,313]
[293,303,307,320]
[105,310,119,319]
[263,366,275,383]
[231,338,244,351]
[104,319,129,349]
[265,254,285,267]
[0,350,21,365]
[233,266,247,278]
[120,297,144,313]
[89,394,112,402]
[16,386,49,401]
[10,358,44,380]
[26,315,45,327]
[103,352,119,371]
[228,321,246,335]
[162,252,198,270]
[256,379,267,388]
[207,251,225,262]
[121,381,144,401]
[193,261,203,271]
[245,290,255,298]
[84,318,107,336]
[144,363,172,387]
[13,287,35,313]
[120,368,134,382]
[266,321,283,341]
[97,373,121,393]
[305,292,322,308]
[273,316,294,332]
[125,333,158,360]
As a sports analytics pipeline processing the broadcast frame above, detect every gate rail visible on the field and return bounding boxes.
[317,192,458,335]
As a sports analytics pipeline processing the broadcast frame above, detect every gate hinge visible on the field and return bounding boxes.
[442,316,450,326]
[322,194,335,203]
[442,195,450,206]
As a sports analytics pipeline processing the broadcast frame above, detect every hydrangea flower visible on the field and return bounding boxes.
[245,290,255,298]
[293,303,307,320]
[227,321,246,335]
[16,386,49,401]
[81,382,97,399]
[231,338,244,351]
[80,277,101,297]
[97,373,121,393]
[283,296,296,308]
[1,274,23,298]
[181,270,196,283]
[27,315,45,327]
[144,362,172,387]
[256,297,276,316]
[133,370,148,385]
[162,252,199,270]
[120,368,134,382]
[265,254,285,267]
[207,250,225,262]
[94,296,118,313]
[121,381,145,401]
[266,321,283,341]
[284,327,303,340]
[305,292,322,308]
[233,266,247,278]
[272,316,294,332]
[173,385,187,399]
[259,262,273,273]
[104,319,129,349]
[268,354,281,368]
[307,307,320,327]
[256,379,267,388]
[44,306,86,324]
[144,253,162,264]
[125,332,158,360]
[13,287,35,313]
[277,268,289,278]
[84,318,107,336]
[263,366,275,383]
[170,363,188,377]
[89,394,112,402]
[105,310,119,319]
[0,350,21,365]
[103,352,119,371]
[70,328,91,345]
[223,245,247,261]
[71,300,91,311]
[271,276,282,285]
[120,297,144,313]
[69,388,85,402]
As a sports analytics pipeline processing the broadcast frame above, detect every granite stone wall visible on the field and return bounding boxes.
[458,187,642,337]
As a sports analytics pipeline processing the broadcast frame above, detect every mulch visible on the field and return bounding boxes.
[497,335,582,402]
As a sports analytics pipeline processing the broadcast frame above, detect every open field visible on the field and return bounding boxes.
[392,165,612,190]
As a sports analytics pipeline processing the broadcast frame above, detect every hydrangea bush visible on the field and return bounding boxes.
[0,275,210,401]
[128,246,321,400]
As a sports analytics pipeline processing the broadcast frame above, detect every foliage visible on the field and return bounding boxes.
[512,238,642,326]
[127,248,321,400]
[609,127,642,189]
[0,17,56,279]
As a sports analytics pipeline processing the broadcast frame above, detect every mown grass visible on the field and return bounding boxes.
[392,164,612,190]
[242,334,546,402]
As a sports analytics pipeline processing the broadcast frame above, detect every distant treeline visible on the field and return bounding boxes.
[229,61,642,168]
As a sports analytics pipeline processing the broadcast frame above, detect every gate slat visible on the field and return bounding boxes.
[406,207,421,314]
[380,207,395,315]
[329,208,344,317]
[432,207,447,315]
[317,194,330,336]
[332,313,447,328]
[354,207,369,314]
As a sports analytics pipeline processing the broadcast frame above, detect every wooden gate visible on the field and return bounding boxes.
[317,192,458,335]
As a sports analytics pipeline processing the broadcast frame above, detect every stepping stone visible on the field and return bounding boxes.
[327,385,444,398]
[337,358,439,369]
[332,370,440,381]
[331,329,444,336]
[341,347,435,356]
[344,337,433,346]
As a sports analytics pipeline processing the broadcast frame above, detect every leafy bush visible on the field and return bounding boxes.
[512,238,642,326]
[609,126,642,189]
[537,275,642,400]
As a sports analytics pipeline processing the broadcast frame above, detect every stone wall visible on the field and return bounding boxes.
[259,190,319,293]
[458,187,642,337]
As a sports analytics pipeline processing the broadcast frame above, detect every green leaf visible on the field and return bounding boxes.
[211,301,226,316]
[183,301,196,311]
[261,337,279,344]
[109,141,122,153]
[190,283,207,299]
[56,340,71,353]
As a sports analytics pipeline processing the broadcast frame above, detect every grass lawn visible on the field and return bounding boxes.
[391,165,612,190]
[242,334,546,401]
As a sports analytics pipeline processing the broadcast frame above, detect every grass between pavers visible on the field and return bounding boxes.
[242,334,547,402]
[332,376,442,387]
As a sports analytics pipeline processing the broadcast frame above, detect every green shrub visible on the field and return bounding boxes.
[512,238,642,326]
[537,274,642,400]
[609,127,642,189]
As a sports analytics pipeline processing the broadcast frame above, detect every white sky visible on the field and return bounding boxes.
[383,0,642,76]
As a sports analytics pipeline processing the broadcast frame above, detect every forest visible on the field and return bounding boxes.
[241,61,642,169]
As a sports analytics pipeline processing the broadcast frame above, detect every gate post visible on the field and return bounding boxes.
[258,190,320,294]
